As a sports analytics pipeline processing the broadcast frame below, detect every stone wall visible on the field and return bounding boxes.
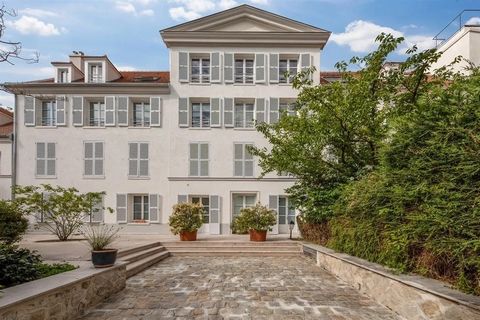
[0,262,126,320]
[303,243,480,320]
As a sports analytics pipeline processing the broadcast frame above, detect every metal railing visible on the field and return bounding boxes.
[433,9,480,48]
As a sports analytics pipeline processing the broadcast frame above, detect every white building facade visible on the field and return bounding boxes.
[6,5,330,234]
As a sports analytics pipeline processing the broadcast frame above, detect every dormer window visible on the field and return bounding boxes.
[191,57,210,83]
[89,63,103,83]
[58,68,69,83]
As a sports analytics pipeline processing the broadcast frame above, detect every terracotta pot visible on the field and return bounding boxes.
[249,229,267,242]
[180,230,197,241]
[91,249,118,268]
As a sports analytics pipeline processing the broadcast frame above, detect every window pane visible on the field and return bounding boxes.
[190,159,198,176]
[234,105,244,127]
[84,143,93,158]
[191,103,201,127]
[246,195,256,206]
[244,160,254,177]
[201,104,210,127]
[200,160,208,176]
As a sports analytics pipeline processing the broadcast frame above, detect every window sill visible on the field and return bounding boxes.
[83,126,106,129]
[127,222,151,225]
[189,127,212,130]
[83,175,105,180]
[35,175,57,179]
[128,126,151,129]
[36,126,57,129]
[128,176,150,180]
[233,83,256,86]
[188,82,211,86]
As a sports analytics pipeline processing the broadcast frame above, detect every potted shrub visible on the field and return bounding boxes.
[169,202,204,241]
[235,203,277,241]
[83,224,120,268]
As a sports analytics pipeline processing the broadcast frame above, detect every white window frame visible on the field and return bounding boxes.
[190,57,210,83]
[83,141,104,178]
[58,68,69,83]
[234,102,255,128]
[232,193,257,218]
[87,62,104,83]
[132,194,149,221]
[233,142,254,177]
[191,102,211,128]
[189,142,209,177]
[88,101,106,127]
[278,196,295,224]
[132,102,151,127]
[190,195,210,223]
[234,58,254,84]
[41,100,57,127]
[128,142,149,178]
[279,58,298,84]
[35,142,56,178]
[279,100,296,119]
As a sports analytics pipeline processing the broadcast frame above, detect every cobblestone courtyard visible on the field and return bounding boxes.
[80,256,400,320]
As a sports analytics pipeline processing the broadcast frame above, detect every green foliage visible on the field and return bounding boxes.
[0,200,28,244]
[233,203,276,232]
[0,244,41,287]
[169,202,204,234]
[13,184,112,241]
[37,262,76,278]
[230,216,248,234]
[82,224,120,251]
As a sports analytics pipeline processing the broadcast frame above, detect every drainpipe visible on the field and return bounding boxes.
[11,94,17,200]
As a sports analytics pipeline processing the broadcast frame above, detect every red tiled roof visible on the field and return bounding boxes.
[116,71,170,83]
[0,108,13,118]
[0,122,13,137]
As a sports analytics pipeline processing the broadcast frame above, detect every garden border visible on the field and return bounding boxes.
[303,242,480,320]
[0,261,127,320]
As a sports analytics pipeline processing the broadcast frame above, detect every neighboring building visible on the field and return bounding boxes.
[4,5,330,234]
[0,108,13,200]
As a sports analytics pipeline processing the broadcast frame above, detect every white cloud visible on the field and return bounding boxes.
[117,65,137,71]
[139,9,155,16]
[7,15,62,36]
[0,93,14,109]
[248,0,269,4]
[331,20,435,54]
[171,0,216,13]
[169,6,201,21]
[19,8,58,18]
[218,0,238,10]
[466,17,480,25]
[168,0,254,21]
[115,1,136,14]
[115,1,155,16]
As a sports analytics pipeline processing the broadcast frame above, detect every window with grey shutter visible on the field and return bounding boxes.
[72,96,83,126]
[116,194,127,223]
[150,97,162,127]
[189,143,209,176]
[269,97,279,124]
[128,142,148,178]
[179,52,189,83]
[223,98,234,128]
[224,53,233,83]
[269,53,279,83]
[24,96,35,126]
[178,97,189,127]
[255,98,265,123]
[255,53,266,83]
[149,194,160,223]
[234,143,254,177]
[209,195,221,235]
[84,141,104,177]
[116,96,128,126]
[210,98,221,127]
[105,96,115,126]
[56,96,66,126]
[301,53,311,80]
[36,142,55,177]
[211,52,220,83]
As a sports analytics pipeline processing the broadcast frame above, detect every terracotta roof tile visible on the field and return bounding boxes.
[0,122,13,137]
[116,71,170,83]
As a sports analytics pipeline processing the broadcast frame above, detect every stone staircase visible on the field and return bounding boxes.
[117,242,170,278]
[160,240,302,256]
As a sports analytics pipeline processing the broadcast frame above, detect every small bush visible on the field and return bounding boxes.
[0,245,42,287]
[233,203,276,232]
[230,216,248,234]
[169,202,204,235]
[82,224,120,251]
[0,200,28,244]
[37,262,76,278]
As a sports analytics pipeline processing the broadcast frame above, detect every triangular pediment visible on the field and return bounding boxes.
[162,4,329,34]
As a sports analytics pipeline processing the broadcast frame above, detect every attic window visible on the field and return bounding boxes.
[89,63,103,83]
[58,68,69,83]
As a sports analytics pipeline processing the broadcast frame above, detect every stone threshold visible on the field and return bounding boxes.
[303,242,480,320]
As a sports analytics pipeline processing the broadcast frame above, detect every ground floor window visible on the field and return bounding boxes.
[191,196,210,223]
[232,194,256,218]
[278,196,295,224]
[133,195,149,221]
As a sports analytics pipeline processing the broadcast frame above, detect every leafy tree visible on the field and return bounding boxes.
[250,34,445,223]
[13,184,111,241]
[0,200,28,244]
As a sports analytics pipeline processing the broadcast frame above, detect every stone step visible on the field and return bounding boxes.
[117,242,162,258]
[120,246,166,263]
[160,241,300,247]
[166,245,299,251]
[126,251,170,278]
[168,250,301,256]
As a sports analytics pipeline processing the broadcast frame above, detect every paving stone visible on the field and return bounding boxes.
[80,256,400,319]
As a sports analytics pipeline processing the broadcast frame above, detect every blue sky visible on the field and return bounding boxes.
[1,0,479,107]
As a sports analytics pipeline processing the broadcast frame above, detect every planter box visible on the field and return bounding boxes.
[0,261,127,320]
[303,243,480,320]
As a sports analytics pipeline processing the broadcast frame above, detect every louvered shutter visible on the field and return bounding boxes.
[139,143,149,177]
[91,195,104,222]
[255,98,265,123]
[72,96,83,126]
[24,96,35,126]
[178,97,189,127]
[84,142,93,176]
[36,143,46,176]
[223,98,234,128]
[269,195,279,234]
[209,195,221,235]
[150,97,162,127]
[269,53,279,83]
[95,142,104,176]
[255,53,266,83]
[301,53,311,80]
[189,143,198,176]
[179,52,189,83]
[56,96,66,126]
[224,53,233,83]
[116,194,127,223]
[269,98,279,124]
[117,96,128,126]
[149,194,160,223]
[177,195,187,203]
[211,52,220,83]
[210,98,221,127]
[128,142,138,176]
[46,143,56,176]
[105,96,115,126]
